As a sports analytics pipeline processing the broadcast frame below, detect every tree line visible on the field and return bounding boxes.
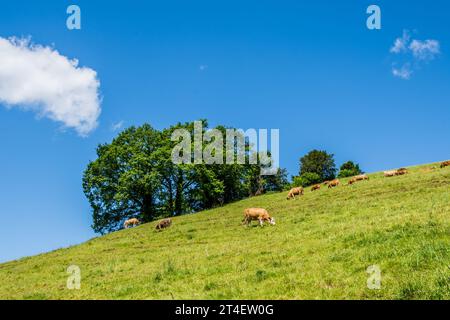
[293,150,363,187]
[83,121,362,234]
[83,121,288,234]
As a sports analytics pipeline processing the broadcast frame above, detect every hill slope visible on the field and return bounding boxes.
[0,163,449,300]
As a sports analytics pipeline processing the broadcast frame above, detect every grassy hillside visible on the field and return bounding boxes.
[0,162,449,300]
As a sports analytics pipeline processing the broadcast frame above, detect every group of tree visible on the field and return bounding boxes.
[82,121,289,234]
[83,121,364,234]
[293,150,363,187]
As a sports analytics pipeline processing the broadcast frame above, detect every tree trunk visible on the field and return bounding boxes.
[141,193,156,222]
[174,169,184,216]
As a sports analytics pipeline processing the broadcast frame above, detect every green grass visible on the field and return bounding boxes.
[0,162,449,300]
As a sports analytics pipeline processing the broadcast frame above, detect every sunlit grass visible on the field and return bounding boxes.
[0,162,449,299]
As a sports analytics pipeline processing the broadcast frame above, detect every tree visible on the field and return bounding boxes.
[293,172,322,188]
[338,161,363,178]
[83,120,290,234]
[82,125,164,234]
[299,150,336,181]
[264,168,290,192]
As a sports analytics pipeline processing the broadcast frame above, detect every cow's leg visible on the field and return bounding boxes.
[259,218,264,227]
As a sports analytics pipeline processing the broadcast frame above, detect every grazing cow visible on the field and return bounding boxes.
[440,160,450,169]
[396,168,408,176]
[155,218,172,231]
[328,179,340,188]
[311,184,321,191]
[355,174,369,181]
[242,208,275,227]
[286,187,304,200]
[348,174,368,185]
[384,170,397,177]
[124,218,140,229]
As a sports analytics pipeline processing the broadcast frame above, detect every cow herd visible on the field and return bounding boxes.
[123,160,449,230]
[383,167,408,177]
[286,173,369,198]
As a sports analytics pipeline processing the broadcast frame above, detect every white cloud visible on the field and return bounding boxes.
[409,39,440,60]
[392,64,412,80]
[111,120,124,131]
[390,30,410,54]
[0,37,101,136]
[389,30,440,80]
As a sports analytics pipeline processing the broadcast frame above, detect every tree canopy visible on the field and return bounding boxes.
[83,121,289,233]
[299,150,337,182]
[338,161,363,178]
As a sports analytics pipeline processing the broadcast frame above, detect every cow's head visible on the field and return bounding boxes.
[269,217,276,225]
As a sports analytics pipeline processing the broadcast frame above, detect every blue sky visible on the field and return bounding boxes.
[0,0,449,263]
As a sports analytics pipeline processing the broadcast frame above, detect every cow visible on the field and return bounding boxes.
[348,174,368,185]
[396,168,408,176]
[354,174,369,181]
[311,184,321,191]
[242,208,275,227]
[286,187,304,200]
[124,218,140,229]
[155,218,172,231]
[384,170,397,177]
[328,179,340,188]
[440,160,450,169]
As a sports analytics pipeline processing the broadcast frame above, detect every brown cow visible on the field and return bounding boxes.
[355,174,369,181]
[242,208,275,227]
[384,170,397,177]
[348,174,369,185]
[328,179,340,188]
[124,218,140,229]
[440,160,450,169]
[385,168,408,177]
[155,218,172,231]
[286,187,304,200]
[311,184,321,191]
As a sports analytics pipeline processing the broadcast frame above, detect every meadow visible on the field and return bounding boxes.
[0,162,449,300]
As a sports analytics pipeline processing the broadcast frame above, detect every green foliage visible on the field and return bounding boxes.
[83,121,288,233]
[293,172,322,187]
[338,161,363,178]
[299,150,336,181]
[264,168,290,192]
[82,124,164,233]
[292,176,303,188]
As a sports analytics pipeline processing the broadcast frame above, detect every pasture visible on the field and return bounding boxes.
[0,162,449,299]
